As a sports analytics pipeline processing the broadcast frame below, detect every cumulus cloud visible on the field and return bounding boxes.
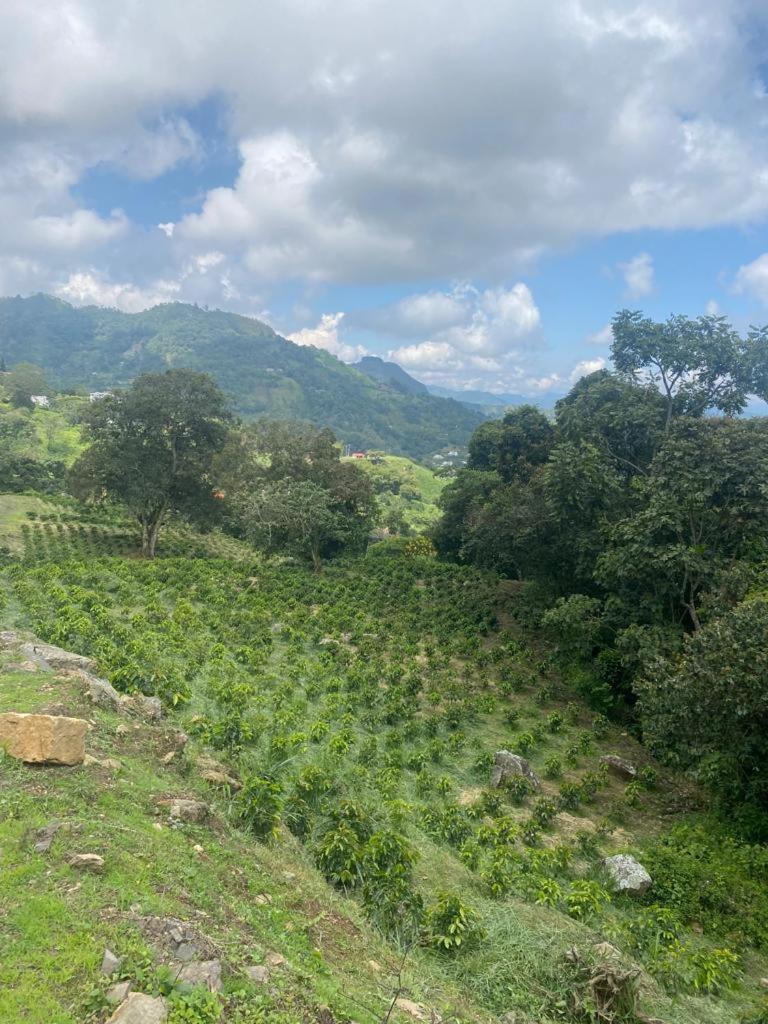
[287,312,367,362]
[383,281,542,390]
[733,253,768,303]
[571,357,607,380]
[619,252,654,298]
[56,271,181,312]
[0,0,766,300]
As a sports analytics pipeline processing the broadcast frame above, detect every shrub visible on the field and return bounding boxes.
[422,892,484,952]
[565,880,610,920]
[544,755,563,779]
[235,776,283,839]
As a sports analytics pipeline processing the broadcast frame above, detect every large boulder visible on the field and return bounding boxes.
[84,673,123,711]
[105,993,168,1023]
[168,799,210,824]
[490,750,541,790]
[0,712,88,765]
[19,641,95,672]
[603,854,652,895]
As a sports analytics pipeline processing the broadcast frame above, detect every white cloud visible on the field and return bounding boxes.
[571,357,607,380]
[733,253,768,304]
[56,271,181,312]
[0,1,766,323]
[619,252,654,298]
[287,312,367,363]
[586,324,614,346]
[385,281,543,390]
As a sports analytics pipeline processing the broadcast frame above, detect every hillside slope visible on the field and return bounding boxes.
[2,496,768,1024]
[0,295,484,458]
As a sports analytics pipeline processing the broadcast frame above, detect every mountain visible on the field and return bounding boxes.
[353,355,428,395]
[0,295,484,459]
[427,383,536,409]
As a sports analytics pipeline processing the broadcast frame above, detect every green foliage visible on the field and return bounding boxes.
[0,295,483,459]
[235,776,283,839]
[422,892,484,952]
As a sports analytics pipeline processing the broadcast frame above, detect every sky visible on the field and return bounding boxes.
[3,1,768,399]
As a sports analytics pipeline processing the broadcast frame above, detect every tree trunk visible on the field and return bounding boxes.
[310,541,323,573]
[140,511,164,558]
[147,517,162,559]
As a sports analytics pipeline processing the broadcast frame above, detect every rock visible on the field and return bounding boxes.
[33,821,61,853]
[85,674,123,711]
[0,712,88,765]
[115,723,130,737]
[173,941,199,963]
[123,695,163,721]
[245,964,270,984]
[394,998,428,1020]
[175,959,222,992]
[759,976,768,989]
[19,641,95,672]
[161,751,177,764]
[68,853,105,873]
[490,750,541,790]
[168,799,210,824]
[200,769,242,791]
[0,629,20,649]
[603,854,652,895]
[599,755,637,780]
[266,951,286,967]
[101,948,123,975]
[107,981,133,1005]
[105,992,168,1023]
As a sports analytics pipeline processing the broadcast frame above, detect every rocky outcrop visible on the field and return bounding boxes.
[168,799,210,824]
[603,854,652,894]
[0,712,88,765]
[175,959,222,992]
[599,755,637,780]
[490,750,541,790]
[19,640,95,672]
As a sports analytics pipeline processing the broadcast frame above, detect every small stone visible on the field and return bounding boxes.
[265,951,285,967]
[0,712,89,765]
[490,750,541,790]
[105,992,168,1023]
[106,981,132,1005]
[599,755,637,780]
[161,751,177,764]
[33,821,61,853]
[168,799,210,824]
[101,948,122,975]
[759,977,768,990]
[200,769,241,791]
[193,844,204,854]
[254,893,272,906]
[603,854,652,895]
[173,942,199,963]
[122,695,163,721]
[394,998,428,1020]
[116,724,129,737]
[245,965,270,984]
[69,853,105,874]
[175,959,222,992]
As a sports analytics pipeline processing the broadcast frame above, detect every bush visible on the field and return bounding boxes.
[422,892,484,952]
[235,776,283,839]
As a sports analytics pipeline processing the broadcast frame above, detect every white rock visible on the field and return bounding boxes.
[105,992,168,1023]
[603,854,652,894]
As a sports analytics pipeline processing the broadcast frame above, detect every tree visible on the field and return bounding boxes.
[611,311,759,429]
[236,479,353,571]
[228,420,377,566]
[555,370,666,478]
[71,369,230,557]
[5,362,49,409]
[598,418,768,632]
[468,404,554,482]
[637,596,768,817]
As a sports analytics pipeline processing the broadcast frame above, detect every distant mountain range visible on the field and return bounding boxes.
[0,295,484,459]
[426,384,534,410]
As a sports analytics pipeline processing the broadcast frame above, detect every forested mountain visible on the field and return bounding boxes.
[0,295,484,458]
[353,354,429,395]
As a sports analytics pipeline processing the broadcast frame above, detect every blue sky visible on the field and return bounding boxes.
[3,0,768,400]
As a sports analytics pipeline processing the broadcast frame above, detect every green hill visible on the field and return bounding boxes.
[348,454,447,532]
[0,295,484,459]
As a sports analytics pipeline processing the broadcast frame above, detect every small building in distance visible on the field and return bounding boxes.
[89,390,114,402]
[351,451,367,459]
[30,395,50,408]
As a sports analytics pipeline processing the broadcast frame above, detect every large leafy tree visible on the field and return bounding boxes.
[637,596,768,818]
[5,362,50,409]
[228,419,376,567]
[71,369,230,557]
[468,404,554,482]
[598,418,768,631]
[611,310,763,428]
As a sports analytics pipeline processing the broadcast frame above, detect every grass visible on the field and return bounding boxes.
[347,455,446,531]
[1,495,768,1023]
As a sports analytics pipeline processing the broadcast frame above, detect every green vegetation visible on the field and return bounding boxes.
[0,294,484,458]
[350,455,446,533]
